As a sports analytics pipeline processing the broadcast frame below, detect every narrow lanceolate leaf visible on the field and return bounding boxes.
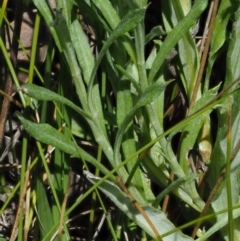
[91,0,121,29]
[70,19,94,83]
[88,6,146,92]
[18,83,92,121]
[84,171,194,241]
[16,114,109,175]
[17,113,78,156]
[50,8,89,112]
[116,79,138,176]
[91,0,137,63]
[148,0,207,83]
[114,82,166,167]
[37,179,55,238]
[170,0,200,98]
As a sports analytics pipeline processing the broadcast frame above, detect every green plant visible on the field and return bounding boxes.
[1,0,240,240]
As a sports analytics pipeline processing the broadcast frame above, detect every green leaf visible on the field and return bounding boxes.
[112,82,166,204]
[16,114,110,176]
[84,170,194,241]
[91,0,121,29]
[148,0,207,83]
[70,18,95,83]
[88,6,146,91]
[204,0,232,91]
[87,6,147,171]
[116,79,137,171]
[114,82,166,168]
[18,83,92,120]
[59,0,73,27]
[91,0,138,63]
[168,0,200,98]
[37,178,55,238]
[48,7,113,166]
[115,64,141,93]
[50,8,90,112]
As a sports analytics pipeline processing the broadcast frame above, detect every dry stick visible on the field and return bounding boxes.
[189,0,220,111]
[9,160,31,241]
[230,138,240,163]
[0,0,24,146]
[0,89,23,108]
[0,163,21,170]
[162,171,174,214]
[199,1,214,58]
[116,176,162,241]
[0,78,12,145]
[163,95,182,118]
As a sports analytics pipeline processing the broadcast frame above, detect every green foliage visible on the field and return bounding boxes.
[1,0,240,240]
